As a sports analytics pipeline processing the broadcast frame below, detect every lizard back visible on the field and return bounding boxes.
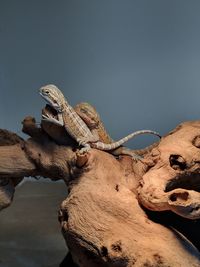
[74,102,113,143]
[62,104,95,141]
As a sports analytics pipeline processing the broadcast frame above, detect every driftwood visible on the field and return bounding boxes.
[1,108,200,266]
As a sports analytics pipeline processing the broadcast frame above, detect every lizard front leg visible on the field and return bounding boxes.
[42,112,64,127]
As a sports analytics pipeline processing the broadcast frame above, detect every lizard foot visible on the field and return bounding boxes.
[122,151,143,160]
[79,144,91,154]
[42,114,63,126]
[77,139,91,154]
[119,149,143,160]
[131,153,143,161]
[79,146,91,154]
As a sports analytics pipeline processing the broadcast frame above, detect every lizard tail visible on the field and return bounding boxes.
[92,130,161,150]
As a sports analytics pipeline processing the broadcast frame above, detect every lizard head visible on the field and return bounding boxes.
[75,102,100,129]
[39,84,66,112]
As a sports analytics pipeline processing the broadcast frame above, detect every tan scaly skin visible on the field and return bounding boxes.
[39,84,161,157]
[74,102,160,158]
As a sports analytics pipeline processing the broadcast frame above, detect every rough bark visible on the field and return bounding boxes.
[0,129,24,210]
[1,114,200,266]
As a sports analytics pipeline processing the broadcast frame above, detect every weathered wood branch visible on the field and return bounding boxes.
[1,114,200,266]
[58,139,200,267]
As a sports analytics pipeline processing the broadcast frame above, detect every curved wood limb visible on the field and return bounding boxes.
[1,114,200,266]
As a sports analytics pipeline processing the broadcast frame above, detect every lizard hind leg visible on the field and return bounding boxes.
[77,138,91,154]
[111,147,143,160]
[120,147,143,160]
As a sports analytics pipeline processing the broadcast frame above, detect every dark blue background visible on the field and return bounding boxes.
[1,0,200,147]
[1,2,200,266]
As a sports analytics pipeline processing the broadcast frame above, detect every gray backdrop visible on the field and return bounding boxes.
[1,2,200,266]
[1,0,200,148]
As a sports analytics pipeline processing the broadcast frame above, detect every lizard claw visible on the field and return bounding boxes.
[126,151,143,161]
[42,114,63,126]
[79,144,91,154]
[42,114,50,120]
[132,154,143,161]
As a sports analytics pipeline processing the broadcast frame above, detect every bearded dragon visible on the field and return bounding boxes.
[74,102,160,157]
[39,84,161,156]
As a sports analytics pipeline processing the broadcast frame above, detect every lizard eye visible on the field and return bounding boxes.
[80,108,86,113]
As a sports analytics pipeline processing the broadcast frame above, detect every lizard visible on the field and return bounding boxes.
[74,102,160,157]
[39,84,161,156]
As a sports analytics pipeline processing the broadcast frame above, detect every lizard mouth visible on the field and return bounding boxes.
[45,104,58,117]
[165,170,200,193]
[40,93,61,112]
